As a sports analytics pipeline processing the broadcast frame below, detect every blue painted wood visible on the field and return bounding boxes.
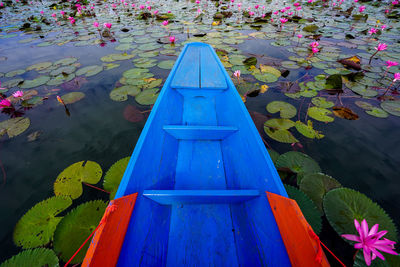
[200,45,227,89]
[163,125,237,140]
[143,190,260,204]
[111,42,291,267]
[170,45,200,89]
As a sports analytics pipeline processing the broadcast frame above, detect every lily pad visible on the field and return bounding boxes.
[253,72,279,83]
[135,89,159,105]
[0,117,30,138]
[53,200,107,264]
[311,97,334,108]
[366,108,389,118]
[267,149,280,164]
[285,185,322,234]
[53,161,103,199]
[103,157,130,199]
[21,96,43,107]
[299,173,341,211]
[26,62,52,72]
[5,69,26,78]
[110,85,140,102]
[60,92,85,104]
[54,57,78,66]
[307,107,334,122]
[295,120,324,139]
[276,151,321,174]
[355,101,374,110]
[123,68,151,79]
[324,188,398,243]
[157,60,176,69]
[0,248,59,267]
[76,65,103,77]
[266,101,297,119]
[13,196,72,249]
[260,65,281,77]
[381,100,400,117]
[20,76,50,89]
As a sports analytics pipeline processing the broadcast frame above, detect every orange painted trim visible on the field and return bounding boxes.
[266,191,330,267]
[82,193,138,267]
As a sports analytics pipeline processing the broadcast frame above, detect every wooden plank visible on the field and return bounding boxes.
[143,190,259,204]
[170,46,200,89]
[82,193,138,267]
[267,191,330,267]
[163,125,237,140]
[200,46,227,89]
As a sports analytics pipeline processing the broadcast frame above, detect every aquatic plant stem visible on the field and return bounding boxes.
[382,81,394,96]
[369,50,379,65]
[83,182,110,194]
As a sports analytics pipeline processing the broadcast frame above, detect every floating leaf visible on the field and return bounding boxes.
[366,108,389,118]
[103,157,130,199]
[26,62,52,72]
[281,61,300,70]
[54,161,103,199]
[264,128,298,143]
[307,107,334,122]
[0,248,59,267]
[276,151,321,174]
[76,65,103,77]
[266,101,297,119]
[259,65,281,77]
[381,100,400,117]
[142,78,163,90]
[5,69,26,78]
[2,78,23,88]
[349,84,378,97]
[243,56,257,68]
[13,196,72,249]
[332,106,359,120]
[20,76,50,89]
[157,60,175,69]
[355,101,374,110]
[123,105,144,123]
[21,96,43,107]
[299,173,341,211]
[53,200,107,264]
[311,97,334,108]
[54,57,78,66]
[135,89,159,105]
[324,188,398,243]
[123,68,151,79]
[338,55,361,70]
[0,117,30,139]
[303,24,319,32]
[110,86,140,102]
[60,92,85,104]
[325,74,343,90]
[267,149,280,164]
[285,185,322,234]
[295,120,324,139]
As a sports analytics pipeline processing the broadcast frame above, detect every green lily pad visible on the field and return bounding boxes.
[5,69,26,78]
[142,79,163,90]
[123,68,150,79]
[303,24,319,32]
[299,173,341,211]
[54,57,78,66]
[349,84,378,97]
[263,119,297,143]
[134,58,157,68]
[104,63,120,70]
[2,78,23,88]
[264,118,296,130]
[53,161,103,199]
[21,96,43,107]
[13,196,72,249]
[381,100,400,117]
[76,65,103,77]
[276,151,321,174]
[285,185,322,234]
[0,248,59,267]
[266,101,297,119]
[20,76,50,89]
[260,65,281,77]
[26,62,52,72]
[157,60,176,69]
[135,89,159,105]
[311,97,334,108]
[295,120,324,139]
[0,117,30,138]
[366,108,389,118]
[253,72,279,83]
[103,157,130,199]
[324,188,398,243]
[267,149,280,164]
[307,107,334,122]
[110,85,140,102]
[281,61,300,69]
[49,66,76,77]
[53,200,107,264]
[243,57,257,68]
[355,101,374,110]
[60,92,85,104]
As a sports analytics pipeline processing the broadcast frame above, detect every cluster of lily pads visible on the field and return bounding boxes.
[0,157,129,266]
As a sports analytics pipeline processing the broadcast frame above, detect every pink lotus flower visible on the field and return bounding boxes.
[385,9,390,14]
[294,2,300,6]
[162,20,168,26]
[249,11,255,16]
[273,11,279,15]
[280,18,288,24]
[297,34,303,38]
[296,6,302,10]
[288,12,293,16]
[131,3,135,7]
[70,19,75,24]
[392,0,399,5]
[0,99,11,108]
[51,13,56,18]
[285,6,291,9]
[310,41,319,48]
[308,0,314,3]
[233,70,241,78]
[197,8,202,15]
[153,10,158,15]
[342,219,398,266]
[385,61,398,69]
[139,5,145,9]
[12,90,24,98]
[311,47,319,53]
[381,25,387,30]
[40,10,44,14]
[394,73,400,82]
[195,0,200,4]
[169,36,176,43]
[60,10,65,15]
[146,6,151,11]
[368,28,377,35]
[354,0,359,2]
[168,10,171,13]
[359,6,365,12]
[103,23,112,29]
[254,4,259,9]
[93,21,99,28]
[237,3,242,8]
[375,43,387,51]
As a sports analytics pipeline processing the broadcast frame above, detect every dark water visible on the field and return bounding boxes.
[0,0,399,264]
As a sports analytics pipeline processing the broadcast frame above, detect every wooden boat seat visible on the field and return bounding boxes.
[170,45,228,90]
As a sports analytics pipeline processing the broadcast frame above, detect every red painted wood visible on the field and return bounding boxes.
[266,191,330,267]
[82,193,138,267]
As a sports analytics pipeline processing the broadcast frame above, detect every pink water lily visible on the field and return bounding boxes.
[342,219,398,266]
[310,41,319,48]
[375,43,387,51]
[169,36,176,43]
[359,5,365,12]
[233,70,241,78]
[0,99,11,108]
[385,60,398,69]
[368,28,377,35]
[12,90,24,98]
[162,20,168,26]
[103,23,112,29]
[394,73,400,82]
[93,21,99,28]
[280,18,288,24]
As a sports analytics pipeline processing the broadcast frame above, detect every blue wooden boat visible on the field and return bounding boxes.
[82,42,329,267]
